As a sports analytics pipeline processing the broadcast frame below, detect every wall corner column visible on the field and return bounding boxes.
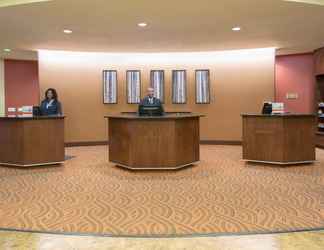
[0,59,5,116]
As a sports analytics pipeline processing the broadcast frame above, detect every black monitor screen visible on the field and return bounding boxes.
[32,106,42,116]
[262,102,272,114]
[139,105,163,116]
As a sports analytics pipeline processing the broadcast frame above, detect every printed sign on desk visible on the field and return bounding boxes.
[19,106,33,113]
[272,102,284,114]
[7,107,16,112]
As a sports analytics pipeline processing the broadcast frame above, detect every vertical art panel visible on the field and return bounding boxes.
[195,70,210,104]
[126,70,141,104]
[103,70,117,104]
[150,70,164,103]
[172,70,187,104]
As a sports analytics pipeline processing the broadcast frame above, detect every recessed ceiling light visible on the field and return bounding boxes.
[232,27,241,31]
[63,29,73,34]
[138,22,148,27]
[3,48,11,52]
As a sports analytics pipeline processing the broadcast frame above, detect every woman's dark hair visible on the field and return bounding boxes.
[45,88,58,101]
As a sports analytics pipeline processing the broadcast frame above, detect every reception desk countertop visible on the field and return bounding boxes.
[241,113,315,117]
[0,115,65,120]
[105,113,203,120]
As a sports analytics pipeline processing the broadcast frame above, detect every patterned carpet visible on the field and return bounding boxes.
[0,145,323,236]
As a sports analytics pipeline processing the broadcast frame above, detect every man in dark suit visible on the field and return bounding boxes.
[138,87,164,113]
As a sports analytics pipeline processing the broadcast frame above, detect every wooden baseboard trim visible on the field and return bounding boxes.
[0,161,64,167]
[200,140,242,145]
[64,140,324,151]
[65,140,242,147]
[65,141,109,147]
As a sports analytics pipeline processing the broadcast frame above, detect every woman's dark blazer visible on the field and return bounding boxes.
[40,99,62,116]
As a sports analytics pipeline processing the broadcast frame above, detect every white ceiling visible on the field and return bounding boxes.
[0,0,324,59]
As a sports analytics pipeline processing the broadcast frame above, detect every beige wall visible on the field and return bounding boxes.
[39,48,275,143]
[0,59,4,116]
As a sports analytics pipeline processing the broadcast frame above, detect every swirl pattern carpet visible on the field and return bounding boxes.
[0,145,323,236]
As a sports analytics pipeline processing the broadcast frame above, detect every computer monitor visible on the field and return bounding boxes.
[261,102,272,114]
[139,105,163,116]
[32,106,42,116]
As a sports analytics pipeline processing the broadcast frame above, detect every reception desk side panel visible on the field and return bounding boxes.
[243,116,285,162]
[108,118,131,166]
[283,117,316,162]
[0,120,24,165]
[175,117,200,165]
[22,119,65,165]
[128,119,177,168]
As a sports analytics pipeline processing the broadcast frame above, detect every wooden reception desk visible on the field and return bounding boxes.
[105,113,203,170]
[0,116,65,167]
[242,114,316,165]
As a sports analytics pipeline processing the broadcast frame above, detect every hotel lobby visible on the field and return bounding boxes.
[0,0,324,249]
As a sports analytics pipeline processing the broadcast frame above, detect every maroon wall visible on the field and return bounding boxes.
[275,54,315,113]
[4,59,39,114]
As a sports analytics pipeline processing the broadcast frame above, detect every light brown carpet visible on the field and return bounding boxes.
[0,146,323,236]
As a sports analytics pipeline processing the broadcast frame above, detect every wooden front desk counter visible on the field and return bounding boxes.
[105,113,203,170]
[242,114,316,165]
[0,116,65,167]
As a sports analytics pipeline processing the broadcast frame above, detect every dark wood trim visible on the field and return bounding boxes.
[64,139,324,150]
[0,116,65,120]
[4,58,38,63]
[200,140,242,145]
[314,47,324,54]
[276,52,314,58]
[314,48,324,76]
[65,141,109,147]
[65,140,242,147]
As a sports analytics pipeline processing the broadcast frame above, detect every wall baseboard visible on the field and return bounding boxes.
[200,140,242,145]
[65,141,109,147]
[65,140,242,147]
[65,140,324,150]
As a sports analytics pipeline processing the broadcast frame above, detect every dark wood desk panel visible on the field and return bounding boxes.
[283,116,316,162]
[0,116,65,167]
[108,118,131,166]
[106,114,202,170]
[0,119,25,165]
[175,117,200,166]
[129,119,176,168]
[242,114,316,165]
[242,116,285,162]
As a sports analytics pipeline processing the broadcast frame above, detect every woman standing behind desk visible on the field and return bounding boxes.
[40,88,63,116]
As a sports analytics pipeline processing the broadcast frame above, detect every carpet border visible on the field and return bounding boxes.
[0,226,323,239]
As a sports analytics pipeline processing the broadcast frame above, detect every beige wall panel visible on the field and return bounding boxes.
[39,49,275,143]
